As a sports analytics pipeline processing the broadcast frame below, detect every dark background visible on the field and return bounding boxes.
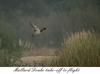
[0,0,100,48]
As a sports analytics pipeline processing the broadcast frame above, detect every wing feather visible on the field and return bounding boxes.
[30,23,38,29]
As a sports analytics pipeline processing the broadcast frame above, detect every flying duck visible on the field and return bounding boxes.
[30,23,47,37]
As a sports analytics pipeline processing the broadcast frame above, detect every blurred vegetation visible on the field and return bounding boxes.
[0,20,23,66]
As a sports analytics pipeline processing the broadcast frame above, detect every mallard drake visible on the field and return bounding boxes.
[30,23,47,37]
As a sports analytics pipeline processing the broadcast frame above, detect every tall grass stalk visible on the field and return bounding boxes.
[51,31,100,66]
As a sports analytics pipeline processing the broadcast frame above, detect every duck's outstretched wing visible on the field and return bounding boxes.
[30,23,38,29]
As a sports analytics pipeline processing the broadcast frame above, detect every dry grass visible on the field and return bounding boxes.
[50,31,100,66]
[30,48,56,56]
[13,47,58,66]
[11,31,100,67]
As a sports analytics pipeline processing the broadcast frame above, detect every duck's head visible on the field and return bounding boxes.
[40,27,47,32]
